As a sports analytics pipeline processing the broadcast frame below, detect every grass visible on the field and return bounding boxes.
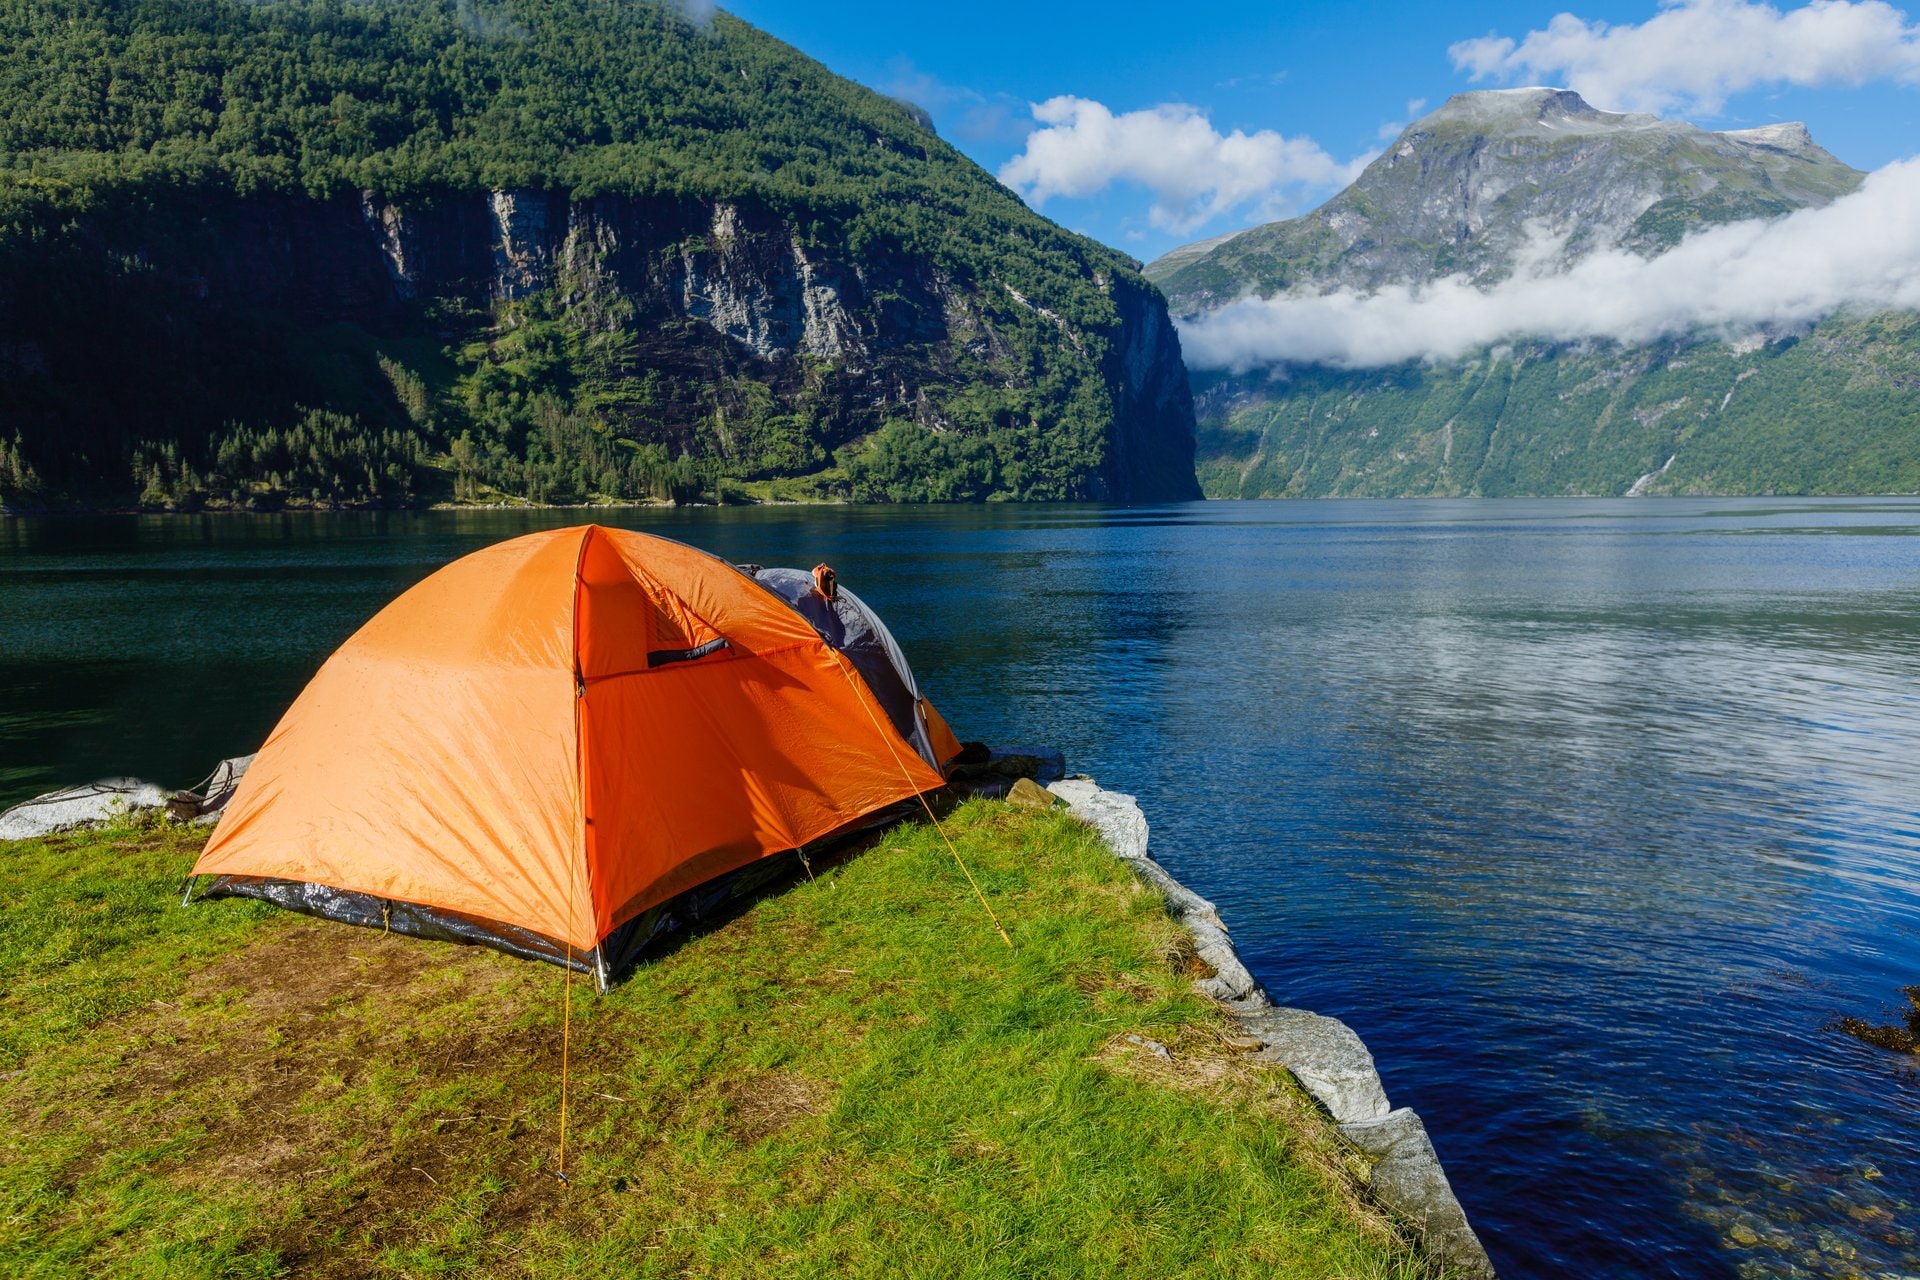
[0,801,1430,1278]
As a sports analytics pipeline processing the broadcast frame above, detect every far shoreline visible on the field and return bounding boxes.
[7,491,1920,520]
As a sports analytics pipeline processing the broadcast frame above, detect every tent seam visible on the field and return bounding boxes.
[570,524,601,954]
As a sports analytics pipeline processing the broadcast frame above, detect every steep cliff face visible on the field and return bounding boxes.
[1099,274,1201,500]
[0,185,1199,505]
[0,0,1199,508]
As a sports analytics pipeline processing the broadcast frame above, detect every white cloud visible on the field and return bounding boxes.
[1178,156,1920,371]
[1451,0,1920,114]
[998,97,1370,234]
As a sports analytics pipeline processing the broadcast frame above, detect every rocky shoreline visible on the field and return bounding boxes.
[1044,776,1496,1277]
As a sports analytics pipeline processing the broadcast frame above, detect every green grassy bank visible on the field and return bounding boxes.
[0,802,1427,1278]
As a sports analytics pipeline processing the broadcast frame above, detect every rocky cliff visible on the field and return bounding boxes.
[1151,88,1862,309]
[2,181,1199,511]
[0,0,1198,508]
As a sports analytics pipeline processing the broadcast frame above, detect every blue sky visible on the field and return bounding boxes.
[722,0,1920,264]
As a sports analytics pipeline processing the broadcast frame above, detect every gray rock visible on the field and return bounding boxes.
[674,202,862,361]
[0,779,170,840]
[488,189,558,301]
[1240,1006,1391,1124]
[1046,779,1149,860]
[1184,916,1266,1005]
[1340,1108,1496,1277]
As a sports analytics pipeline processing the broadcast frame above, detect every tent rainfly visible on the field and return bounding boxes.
[187,525,962,986]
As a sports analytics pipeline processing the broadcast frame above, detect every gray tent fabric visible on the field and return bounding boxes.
[750,567,942,769]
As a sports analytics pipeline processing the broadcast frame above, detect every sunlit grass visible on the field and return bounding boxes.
[0,802,1427,1278]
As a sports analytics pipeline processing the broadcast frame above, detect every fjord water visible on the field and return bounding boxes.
[2,499,1916,1278]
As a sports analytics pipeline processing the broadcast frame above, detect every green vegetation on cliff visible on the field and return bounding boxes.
[1195,314,1920,499]
[0,0,1093,276]
[0,0,1198,509]
[0,803,1423,1278]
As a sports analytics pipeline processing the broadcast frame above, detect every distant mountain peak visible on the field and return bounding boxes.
[1412,89,1821,154]
[1421,87,1663,135]
[1148,90,1861,310]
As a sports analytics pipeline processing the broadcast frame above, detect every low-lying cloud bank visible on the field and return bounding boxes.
[1178,156,1920,372]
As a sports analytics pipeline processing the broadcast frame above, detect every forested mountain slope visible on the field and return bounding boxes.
[1149,90,1916,499]
[0,0,1199,509]
[1190,316,1920,499]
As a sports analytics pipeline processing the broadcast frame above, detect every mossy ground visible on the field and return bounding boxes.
[0,801,1426,1278]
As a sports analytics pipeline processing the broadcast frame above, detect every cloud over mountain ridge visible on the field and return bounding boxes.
[1178,155,1920,370]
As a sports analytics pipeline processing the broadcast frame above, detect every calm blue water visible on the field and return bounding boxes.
[2,499,1917,1278]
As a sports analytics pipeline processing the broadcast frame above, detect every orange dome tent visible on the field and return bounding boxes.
[188,525,959,986]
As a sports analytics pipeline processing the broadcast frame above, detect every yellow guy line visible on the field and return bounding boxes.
[558,824,575,1188]
[827,650,1013,950]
